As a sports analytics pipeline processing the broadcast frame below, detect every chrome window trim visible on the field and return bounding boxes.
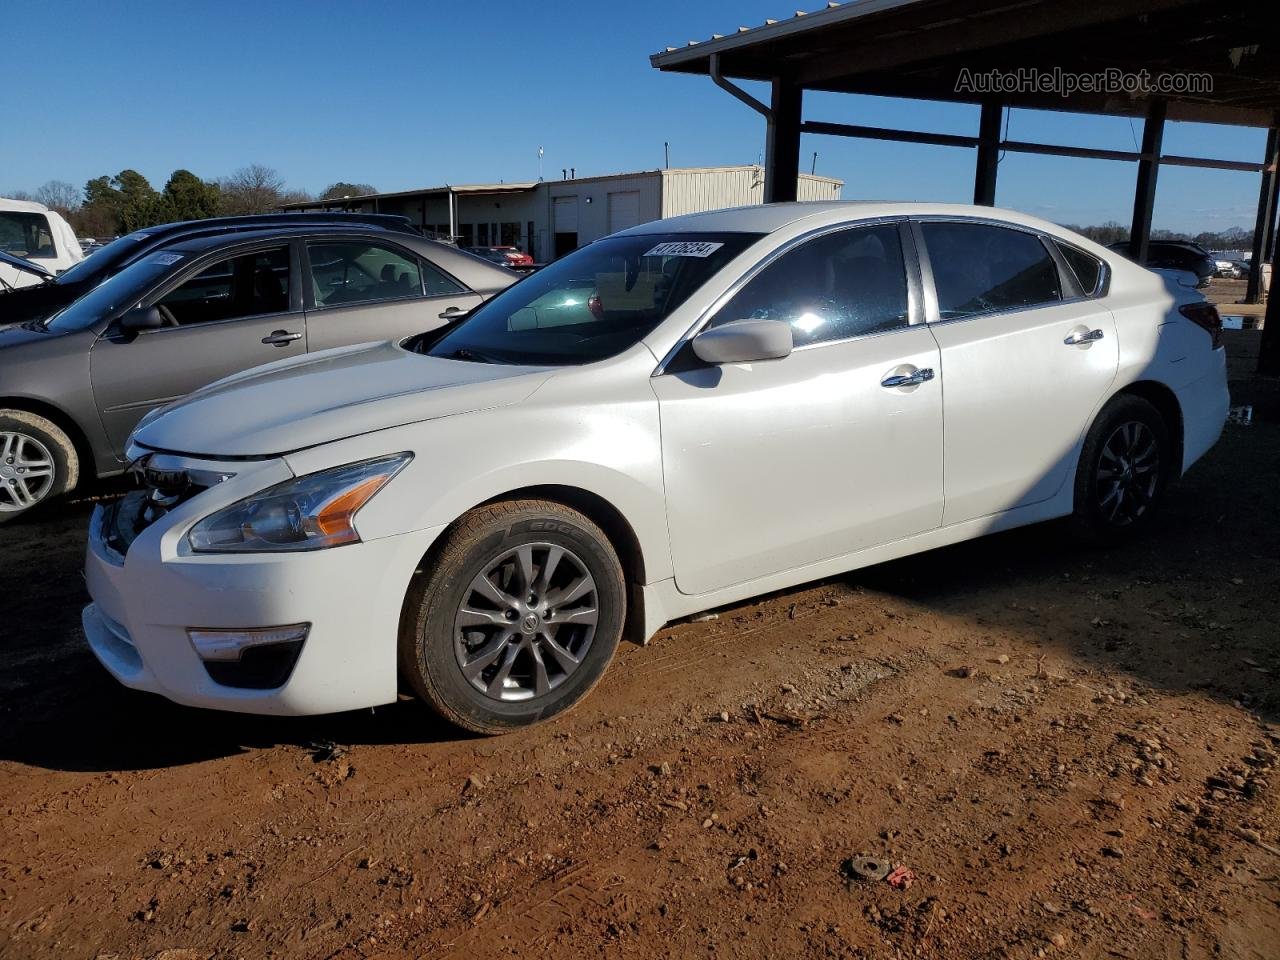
[652,215,918,376]
[909,215,1109,327]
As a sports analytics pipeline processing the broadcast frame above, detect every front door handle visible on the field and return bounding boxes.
[1064,328,1105,345]
[262,330,302,346]
[881,367,935,389]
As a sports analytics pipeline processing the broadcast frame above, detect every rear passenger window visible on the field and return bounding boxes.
[920,222,1061,320]
[307,240,464,307]
[1054,241,1104,296]
[709,224,910,347]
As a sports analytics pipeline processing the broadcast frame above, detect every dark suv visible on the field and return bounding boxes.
[0,212,420,326]
[0,223,515,521]
[1107,240,1216,288]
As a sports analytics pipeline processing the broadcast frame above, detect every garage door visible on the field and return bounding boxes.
[608,191,641,233]
[553,196,578,232]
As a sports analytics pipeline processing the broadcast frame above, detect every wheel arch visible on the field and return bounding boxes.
[0,396,95,484]
[1109,379,1184,474]
[404,482,657,652]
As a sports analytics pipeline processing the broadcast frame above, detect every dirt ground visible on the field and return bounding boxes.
[2,377,1278,960]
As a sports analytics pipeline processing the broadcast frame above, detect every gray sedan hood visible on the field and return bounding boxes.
[132,340,552,458]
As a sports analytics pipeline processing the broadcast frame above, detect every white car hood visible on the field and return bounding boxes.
[132,340,553,458]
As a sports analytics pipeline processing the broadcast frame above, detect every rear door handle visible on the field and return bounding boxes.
[262,330,302,346]
[1064,328,1104,345]
[439,305,467,320]
[880,367,935,388]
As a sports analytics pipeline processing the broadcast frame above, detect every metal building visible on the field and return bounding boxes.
[281,165,841,263]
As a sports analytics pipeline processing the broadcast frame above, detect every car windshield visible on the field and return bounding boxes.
[54,232,150,285]
[44,252,181,332]
[428,232,759,365]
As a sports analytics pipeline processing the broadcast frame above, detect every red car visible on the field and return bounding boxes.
[465,245,535,271]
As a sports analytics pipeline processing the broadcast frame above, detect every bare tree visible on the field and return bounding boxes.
[34,180,82,215]
[279,188,315,207]
[217,164,287,215]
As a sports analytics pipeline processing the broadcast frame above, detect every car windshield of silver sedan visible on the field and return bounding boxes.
[427,232,760,365]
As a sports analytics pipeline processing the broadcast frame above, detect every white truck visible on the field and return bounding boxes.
[0,198,84,290]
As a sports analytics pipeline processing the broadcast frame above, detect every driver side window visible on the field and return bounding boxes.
[156,247,291,326]
[708,224,910,348]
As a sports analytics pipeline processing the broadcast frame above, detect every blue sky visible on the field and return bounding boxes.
[8,0,1267,234]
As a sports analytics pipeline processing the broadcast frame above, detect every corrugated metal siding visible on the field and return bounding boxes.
[661,167,843,216]
[661,168,762,217]
[797,174,844,202]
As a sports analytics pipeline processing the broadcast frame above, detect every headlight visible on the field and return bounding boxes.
[188,454,411,553]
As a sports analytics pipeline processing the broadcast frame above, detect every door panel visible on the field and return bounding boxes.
[305,293,481,352]
[930,299,1118,524]
[915,219,1120,525]
[90,311,307,455]
[303,238,482,351]
[653,327,944,596]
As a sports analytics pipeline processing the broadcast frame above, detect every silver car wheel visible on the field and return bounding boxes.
[454,542,599,702]
[1096,420,1160,526]
[0,431,56,513]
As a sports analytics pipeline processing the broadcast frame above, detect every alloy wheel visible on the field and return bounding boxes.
[1095,420,1160,526]
[0,432,56,513]
[454,542,599,702]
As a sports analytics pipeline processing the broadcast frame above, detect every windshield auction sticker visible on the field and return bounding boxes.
[148,253,184,266]
[644,241,724,258]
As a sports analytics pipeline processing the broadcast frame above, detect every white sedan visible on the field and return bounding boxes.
[83,202,1229,732]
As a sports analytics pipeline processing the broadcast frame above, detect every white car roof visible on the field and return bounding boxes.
[616,201,1073,238]
[0,197,51,214]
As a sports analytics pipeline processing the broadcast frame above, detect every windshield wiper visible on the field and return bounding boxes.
[441,346,497,364]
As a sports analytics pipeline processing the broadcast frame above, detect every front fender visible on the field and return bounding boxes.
[282,386,673,584]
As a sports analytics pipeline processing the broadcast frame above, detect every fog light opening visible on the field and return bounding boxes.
[187,624,309,690]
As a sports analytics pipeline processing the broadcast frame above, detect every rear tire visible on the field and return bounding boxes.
[1072,394,1171,542]
[400,499,626,734]
[0,410,79,524]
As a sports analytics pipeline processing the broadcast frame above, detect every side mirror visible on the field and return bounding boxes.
[691,319,793,365]
[120,305,165,332]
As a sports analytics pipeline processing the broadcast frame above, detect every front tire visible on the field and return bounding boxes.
[0,410,79,523]
[1072,394,1171,541]
[400,499,626,734]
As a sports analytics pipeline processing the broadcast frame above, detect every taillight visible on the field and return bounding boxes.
[1179,302,1222,348]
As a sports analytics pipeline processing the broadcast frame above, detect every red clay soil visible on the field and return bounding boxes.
[1,390,1277,960]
